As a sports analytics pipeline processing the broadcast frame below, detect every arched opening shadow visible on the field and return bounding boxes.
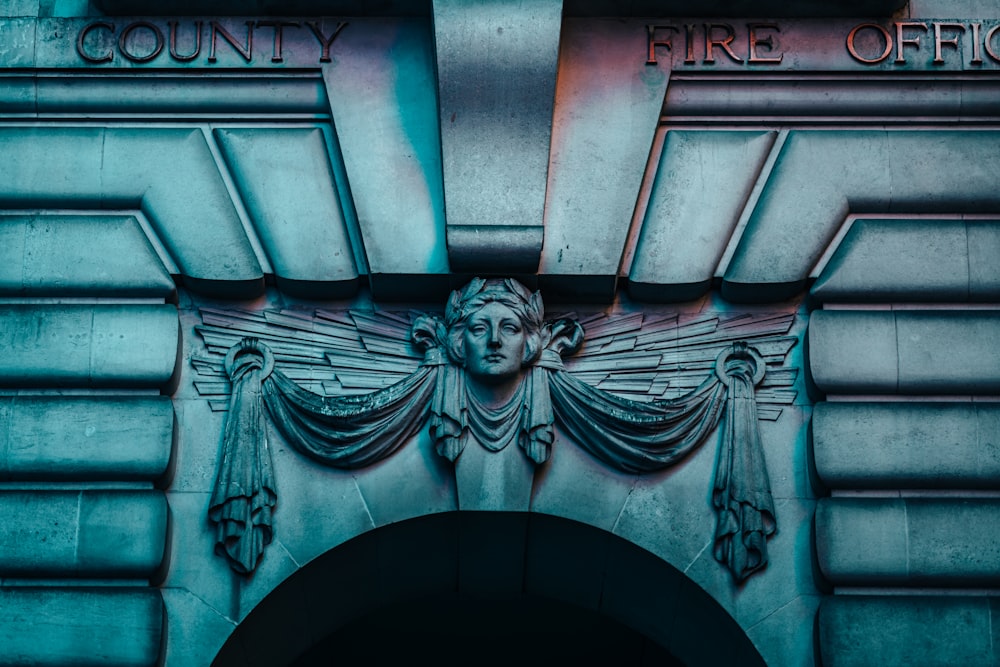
[213,512,765,667]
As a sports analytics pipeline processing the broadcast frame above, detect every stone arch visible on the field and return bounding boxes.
[211,512,766,667]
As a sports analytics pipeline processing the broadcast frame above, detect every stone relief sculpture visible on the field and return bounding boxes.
[194,278,797,581]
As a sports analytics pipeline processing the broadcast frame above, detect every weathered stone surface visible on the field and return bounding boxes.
[434,0,562,273]
[35,73,328,116]
[0,490,168,577]
[0,74,34,113]
[0,214,175,297]
[566,0,906,16]
[664,78,1000,120]
[819,595,997,667]
[896,311,1000,393]
[811,219,974,302]
[159,588,236,667]
[629,130,776,302]
[538,19,671,302]
[813,402,1000,489]
[214,127,359,299]
[808,310,1000,394]
[807,310,897,393]
[0,396,174,482]
[0,19,34,66]
[318,18,447,299]
[0,587,164,666]
[0,127,263,297]
[723,131,1000,301]
[817,497,1000,585]
[969,221,1000,297]
[0,304,179,388]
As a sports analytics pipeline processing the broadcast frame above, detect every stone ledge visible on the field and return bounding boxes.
[816,497,1000,586]
[0,396,174,482]
[812,219,1000,303]
[812,402,1000,489]
[0,587,164,666]
[808,310,1000,395]
[819,595,998,667]
[0,304,179,388]
[0,214,175,298]
[723,130,1000,302]
[0,490,168,578]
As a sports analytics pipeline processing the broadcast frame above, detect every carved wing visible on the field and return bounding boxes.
[195,308,798,417]
[193,307,424,411]
[562,311,798,420]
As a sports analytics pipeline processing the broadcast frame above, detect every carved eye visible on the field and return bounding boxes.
[469,324,488,336]
[502,323,521,335]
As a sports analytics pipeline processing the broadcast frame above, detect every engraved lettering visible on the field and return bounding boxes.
[748,23,783,63]
[986,24,1000,63]
[306,21,348,63]
[118,21,164,63]
[895,21,927,64]
[932,22,964,64]
[684,24,696,64]
[970,23,983,64]
[257,20,300,63]
[645,24,678,65]
[76,21,114,63]
[846,23,893,64]
[704,23,743,64]
[209,20,254,63]
[168,21,201,62]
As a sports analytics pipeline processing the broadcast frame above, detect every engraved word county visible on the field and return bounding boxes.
[76,19,347,64]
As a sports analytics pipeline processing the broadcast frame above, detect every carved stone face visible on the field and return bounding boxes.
[462,301,527,384]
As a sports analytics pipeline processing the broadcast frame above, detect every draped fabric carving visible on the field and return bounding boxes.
[207,279,782,582]
[208,339,277,575]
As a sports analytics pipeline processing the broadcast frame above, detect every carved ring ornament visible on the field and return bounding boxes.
[196,278,798,582]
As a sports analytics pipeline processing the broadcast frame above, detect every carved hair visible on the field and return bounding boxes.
[444,278,544,367]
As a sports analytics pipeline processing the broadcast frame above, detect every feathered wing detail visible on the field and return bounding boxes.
[193,307,426,410]
[564,311,798,420]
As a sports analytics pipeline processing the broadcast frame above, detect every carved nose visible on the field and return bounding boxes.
[487,328,502,347]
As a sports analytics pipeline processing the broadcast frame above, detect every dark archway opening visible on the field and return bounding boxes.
[213,512,764,667]
[292,594,681,666]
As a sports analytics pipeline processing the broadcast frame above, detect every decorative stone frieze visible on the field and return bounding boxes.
[196,278,798,581]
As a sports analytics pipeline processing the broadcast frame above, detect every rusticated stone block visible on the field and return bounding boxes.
[629,131,776,303]
[0,587,163,666]
[0,304,179,388]
[0,127,264,297]
[0,490,167,577]
[816,497,1000,585]
[812,402,1000,489]
[810,219,972,302]
[214,128,359,299]
[0,214,175,297]
[0,396,174,482]
[819,595,997,667]
[723,130,1000,302]
[808,310,1000,394]
[807,310,897,393]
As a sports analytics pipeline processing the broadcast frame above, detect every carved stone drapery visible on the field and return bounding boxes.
[206,279,786,581]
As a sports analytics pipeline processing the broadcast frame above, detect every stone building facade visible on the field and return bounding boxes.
[0,0,999,665]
